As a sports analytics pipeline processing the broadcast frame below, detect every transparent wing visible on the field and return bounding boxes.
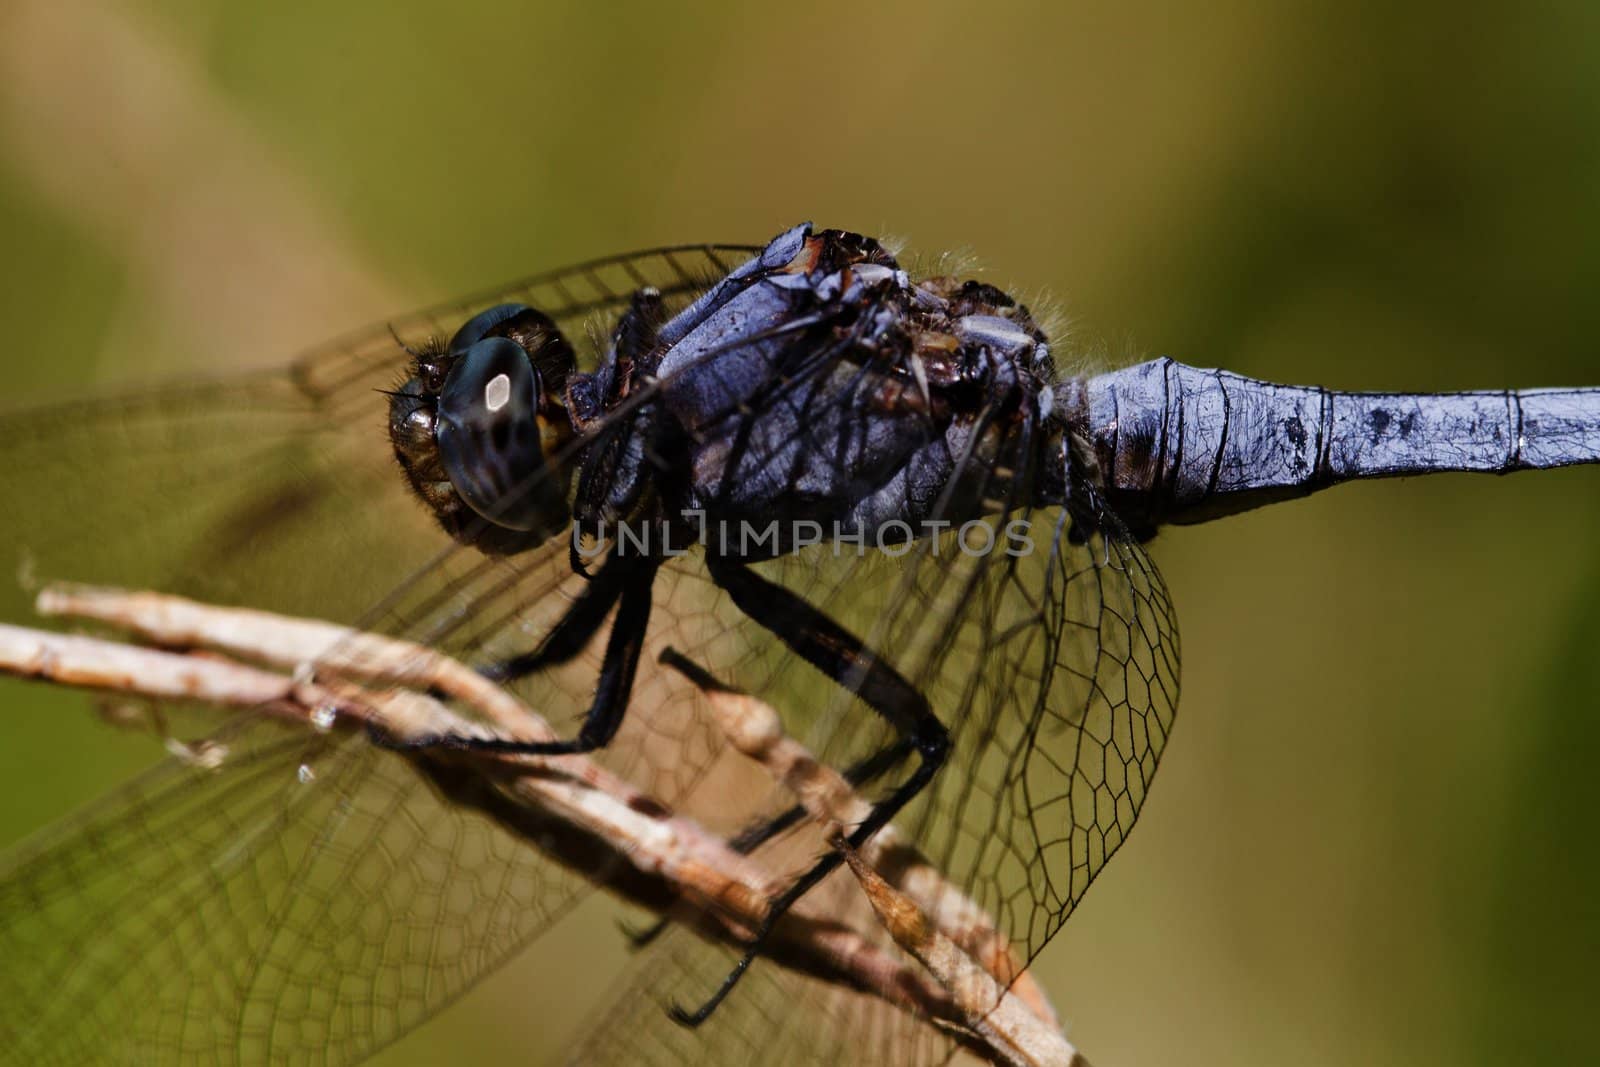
[561,441,1178,1062]
[1,241,759,617]
[550,263,1181,1057]
[0,717,599,1066]
[568,888,963,1067]
[676,430,1182,975]
[666,517,1177,1051]
[0,244,765,1065]
[904,511,1180,956]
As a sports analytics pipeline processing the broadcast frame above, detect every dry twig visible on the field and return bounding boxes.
[0,583,1080,1067]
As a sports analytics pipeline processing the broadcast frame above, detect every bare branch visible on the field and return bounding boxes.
[657,647,1062,1031]
[3,584,1077,1067]
[842,849,1086,1067]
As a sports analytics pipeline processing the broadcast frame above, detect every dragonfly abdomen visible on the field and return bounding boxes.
[1075,357,1600,530]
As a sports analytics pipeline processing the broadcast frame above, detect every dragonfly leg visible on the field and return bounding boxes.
[372,557,658,756]
[667,557,949,1027]
[477,552,632,683]
[719,736,914,853]
[619,660,914,951]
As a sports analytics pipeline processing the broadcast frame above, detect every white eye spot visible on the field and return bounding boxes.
[484,372,512,412]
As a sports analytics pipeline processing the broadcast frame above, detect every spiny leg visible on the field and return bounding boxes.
[375,557,658,756]
[477,550,633,684]
[667,557,949,1026]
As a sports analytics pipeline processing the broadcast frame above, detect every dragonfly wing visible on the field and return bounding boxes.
[554,409,1180,1062]
[907,511,1181,956]
[567,887,962,1067]
[1,242,759,616]
[664,405,1183,976]
[0,244,764,1064]
[762,509,1183,972]
[0,716,605,1065]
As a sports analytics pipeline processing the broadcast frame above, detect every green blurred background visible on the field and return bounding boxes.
[2,1,1597,1064]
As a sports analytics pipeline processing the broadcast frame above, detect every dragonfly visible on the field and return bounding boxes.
[0,221,1596,1066]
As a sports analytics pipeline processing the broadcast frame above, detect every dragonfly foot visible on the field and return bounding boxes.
[618,916,670,949]
[666,950,755,1028]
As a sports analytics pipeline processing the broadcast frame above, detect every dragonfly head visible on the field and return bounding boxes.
[389,303,577,554]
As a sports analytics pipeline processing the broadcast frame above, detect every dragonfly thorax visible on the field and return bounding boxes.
[392,224,1065,563]
[637,227,1060,558]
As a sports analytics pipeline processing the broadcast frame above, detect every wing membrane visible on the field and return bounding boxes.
[561,353,1179,1063]
[2,244,758,613]
[0,245,765,1064]
[568,887,962,1067]
[0,716,598,1065]
[680,511,1180,970]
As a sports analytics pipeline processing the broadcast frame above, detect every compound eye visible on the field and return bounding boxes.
[449,304,532,353]
[435,336,553,532]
